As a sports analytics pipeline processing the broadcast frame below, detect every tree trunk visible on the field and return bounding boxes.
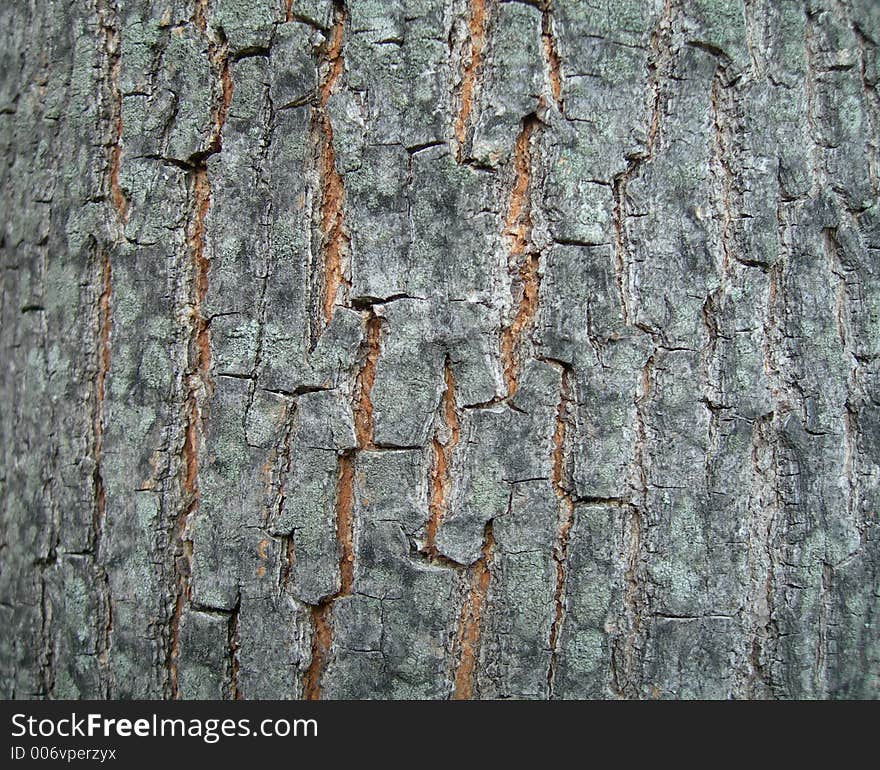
[2,0,879,700]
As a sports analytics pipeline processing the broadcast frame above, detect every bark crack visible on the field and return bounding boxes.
[353,312,382,450]
[709,69,735,274]
[746,414,778,697]
[611,353,654,698]
[269,401,297,535]
[317,2,350,329]
[540,2,563,111]
[91,249,114,695]
[424,361,461,559]
[302,450,355,699]
[227,597,242,700]
[452,520,494,699]
[94,0,124,697]
[454,0,489,160]
[500,115,540,398]
[97,0,127,226]
[546,367,574,697]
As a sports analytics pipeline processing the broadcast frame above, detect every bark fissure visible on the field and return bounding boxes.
[746,414,778,697]
[94,0,125,698]
[302,451,355,699]
[709,69,734,275]
[546,368,573,697]
[38,576,54,698]
[91,250,114,695]
[353,312,382,450]
[500,116,540,398]
[540,3,563,111]
[816,560,833,694]
[454,0,489,158]
[97,0,127,225]
[270,401,297,535]
[318,3,349,329]
[612,353,654,698]
[452,521,495,699]
[227,598,242,700]
[424,362,461,559]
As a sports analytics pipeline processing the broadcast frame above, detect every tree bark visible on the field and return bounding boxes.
[1,0,879,699]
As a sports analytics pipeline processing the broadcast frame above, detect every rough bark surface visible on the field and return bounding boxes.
[1,0,879,700]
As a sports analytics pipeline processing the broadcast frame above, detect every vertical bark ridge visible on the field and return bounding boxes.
[611,0,675,328]
[168,2,230,698]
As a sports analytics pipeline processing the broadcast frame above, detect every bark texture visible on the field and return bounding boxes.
[2,0,879,700]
